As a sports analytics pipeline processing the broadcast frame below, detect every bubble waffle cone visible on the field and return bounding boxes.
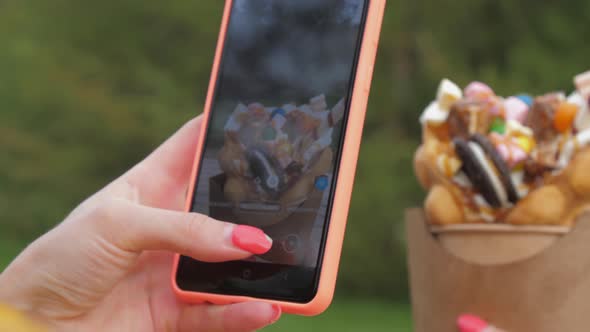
[408,73,590,331]
[415,75,590,228]
[218,97,339,225]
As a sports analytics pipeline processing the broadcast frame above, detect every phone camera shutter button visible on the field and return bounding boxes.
[242,269,253,280]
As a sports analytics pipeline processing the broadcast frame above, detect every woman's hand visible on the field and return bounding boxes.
[0,116,281,332]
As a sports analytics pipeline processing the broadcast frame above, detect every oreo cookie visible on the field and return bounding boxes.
[471,134,519,205]
[245,146,286,197]
[453,135,519,208]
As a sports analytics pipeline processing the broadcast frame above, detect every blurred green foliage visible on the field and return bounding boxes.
[1,0,590,304]
[264,297,412,331]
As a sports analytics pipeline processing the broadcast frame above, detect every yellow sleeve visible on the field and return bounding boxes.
[0,304,47,332]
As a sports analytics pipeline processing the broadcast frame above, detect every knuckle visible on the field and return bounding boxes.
[86,199,122,227]
[183,213,211,239]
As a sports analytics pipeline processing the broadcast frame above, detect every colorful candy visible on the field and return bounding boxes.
[495,141,528,168]
[271,108,287,129]
[417,71,590,226]
[504,96,529,123]
[221,93,346,203]
[515,136,534,153]
[314,175,330,191]
[262,126,277,141]
[553,102,579,133]
[516,94,534,107]
[489,118,506,134]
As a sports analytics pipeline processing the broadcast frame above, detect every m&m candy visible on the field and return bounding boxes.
[315,175,329,191]
[553,102,579,133]
[515,136,534,153]
[490,118,506,134]
[516,94,534,107]
[262,126,277,141]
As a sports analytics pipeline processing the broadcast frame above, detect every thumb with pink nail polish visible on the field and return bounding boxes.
[457,314,508,332]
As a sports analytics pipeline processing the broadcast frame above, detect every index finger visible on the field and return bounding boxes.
[109,116,203,210]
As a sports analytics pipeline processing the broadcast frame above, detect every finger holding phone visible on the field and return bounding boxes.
[0,117,281,332]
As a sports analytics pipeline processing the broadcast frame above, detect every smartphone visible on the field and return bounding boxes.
[173,0,386,316]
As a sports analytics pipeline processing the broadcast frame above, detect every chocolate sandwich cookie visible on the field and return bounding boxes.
[453,135,518,208]
[471,134,519,204]
[245,146,286,197]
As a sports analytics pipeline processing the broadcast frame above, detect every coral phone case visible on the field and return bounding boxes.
[172,0,386,316]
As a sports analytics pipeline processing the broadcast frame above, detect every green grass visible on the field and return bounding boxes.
[263,298,412,332]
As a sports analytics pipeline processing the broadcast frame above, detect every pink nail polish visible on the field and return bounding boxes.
[270,304,282,323]
[457,314,506,332]
[231,225,273,255]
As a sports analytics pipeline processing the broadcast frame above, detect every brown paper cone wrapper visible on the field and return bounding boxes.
[406,208,590,332]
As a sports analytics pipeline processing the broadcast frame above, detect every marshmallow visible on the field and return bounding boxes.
[311,110,332,138]
[506,120,534,138]
[496,142,528,168]
[558,129,590,169]
[574,70,590,99]
[248,102,265,112]
[225,103,249,132]
[330,98,346,125]
[283,104,297,113]
[436,79,463,110]
[419,102,449,125]
[504,96,529,123]
[300,104,314,115]
[464,81,495,100]
[310,94,328,113]
[490,132,529,168]
[568,92,590,131]
[303,129,333,162]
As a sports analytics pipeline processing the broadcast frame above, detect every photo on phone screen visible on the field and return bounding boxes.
[176,0,369,302]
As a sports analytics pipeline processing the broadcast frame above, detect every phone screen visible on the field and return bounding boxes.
[176,0,369,303]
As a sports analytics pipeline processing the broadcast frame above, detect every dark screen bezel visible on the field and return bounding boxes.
[176,0,370,304]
